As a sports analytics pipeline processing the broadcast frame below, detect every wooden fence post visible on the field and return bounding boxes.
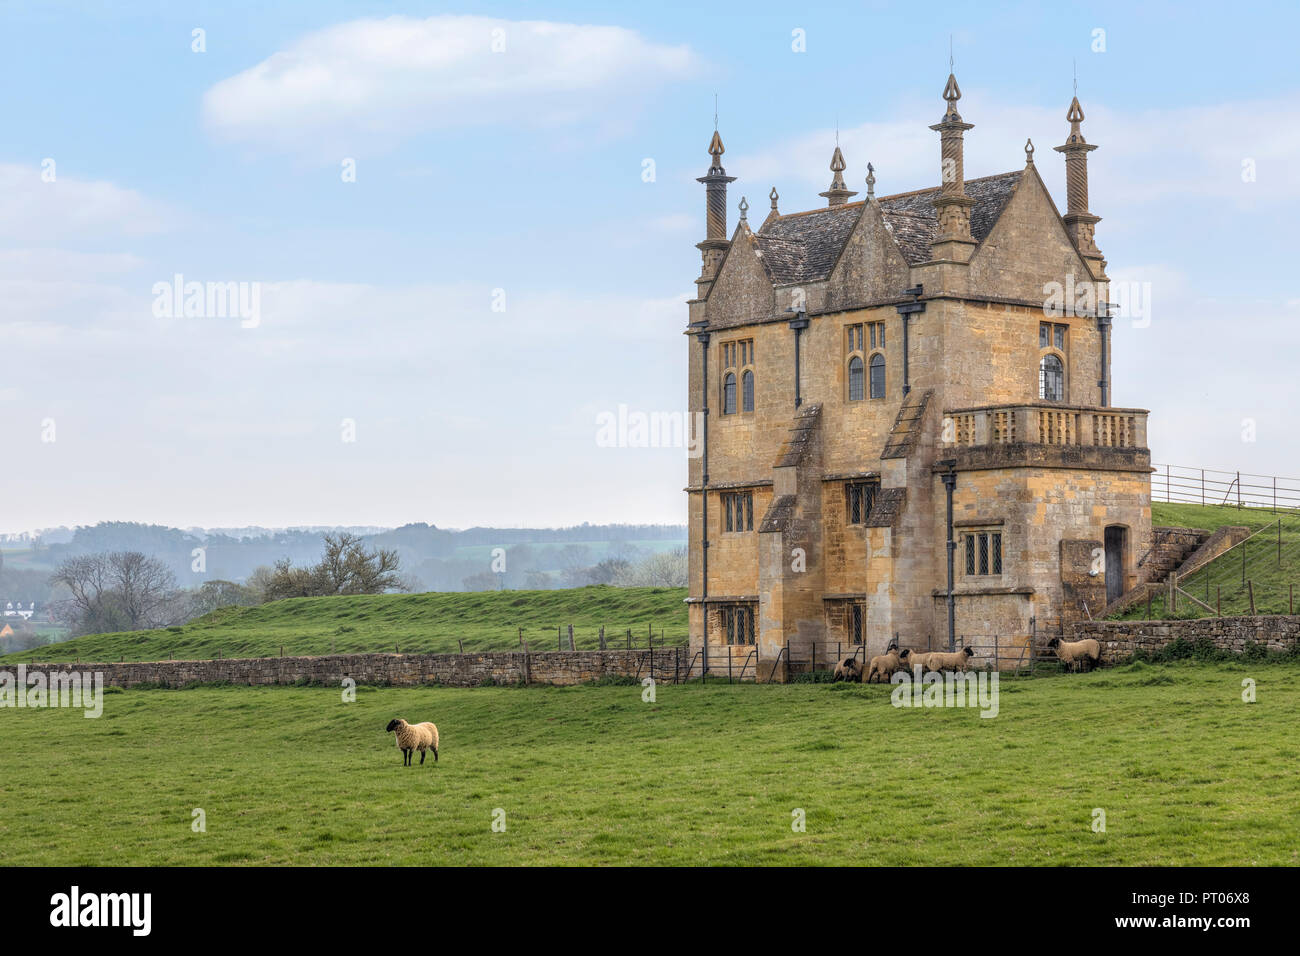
[598,626,606,650]
[568,624,575,651]
[458,639,464,654]
[1248,580,1256,615]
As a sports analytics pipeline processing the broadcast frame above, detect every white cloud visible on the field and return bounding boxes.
[202,15,697,153]
[0,164,173,241]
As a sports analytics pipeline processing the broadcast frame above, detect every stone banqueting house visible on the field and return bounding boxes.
[685,74,1152,677]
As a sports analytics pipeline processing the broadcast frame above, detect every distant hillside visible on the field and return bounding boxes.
[0,520,687,601]
[1,585,689,664]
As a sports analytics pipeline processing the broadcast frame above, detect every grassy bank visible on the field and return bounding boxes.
[1,585,688,664]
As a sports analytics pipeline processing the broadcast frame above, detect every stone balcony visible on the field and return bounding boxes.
[938,402,1151,473]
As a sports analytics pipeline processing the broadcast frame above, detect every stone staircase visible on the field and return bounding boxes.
[1104,525,1249,617]
[880,389,933,459]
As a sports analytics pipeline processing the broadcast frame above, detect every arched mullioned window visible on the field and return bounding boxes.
[869,353,886,399]
[741,370,754,412]
[1039,354,1064,402]
[723,372,737,415]
[848,356,864,402]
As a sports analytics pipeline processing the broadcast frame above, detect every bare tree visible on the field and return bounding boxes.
[50,551,180,634]
[265,534,405,600]
[612,548,688,588]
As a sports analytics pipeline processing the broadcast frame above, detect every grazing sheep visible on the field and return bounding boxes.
[1047,637,1101,673]
[386,718,440,766]
[865,645,905,683]
[905,649,934,673]
[925,646,976,673]
[832,657,863,683]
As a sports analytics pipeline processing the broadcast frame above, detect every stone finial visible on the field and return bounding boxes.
[738,196,749,222]
[695,127,736,287]
[1024,138,1035,165]
[929,71,975,248]
[865,162,876,198]
[769,187,779,212]
[941,72,963,122]
[1053,94,1104,272]
[1065,95,1086,145]
[818,144,859,206]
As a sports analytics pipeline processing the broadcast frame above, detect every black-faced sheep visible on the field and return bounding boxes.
[832,657,863,683]
[905,649,934,673]
[865,645,905,683]
[1047,637,1101,672]
[386,718,440,766]
[925,646,976,672]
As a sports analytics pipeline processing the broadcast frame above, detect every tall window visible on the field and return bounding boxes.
[722,491,753,532]
[964,530,1003,576]
[849,603,865,644]
[1039,322,1067,402]
[869,353,886,399]
[720,604,756,645]
[1039,354,1064,402]
[846,322,884,402]
[845,480,878,525]
[721,338,754,415]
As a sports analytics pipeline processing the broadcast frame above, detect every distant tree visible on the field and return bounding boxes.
[49,551,181,635]
[587,557,631,585]
[612,548,688,588]
[264,533,405,601]
[189,579,258,617]
[243,565,276,603]
[462,570,501,592]
[524,570,553,590]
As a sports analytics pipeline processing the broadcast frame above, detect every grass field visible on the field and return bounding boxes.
[1122,503,1300,619]
[0,586,689,665]
[1,658,1297,865]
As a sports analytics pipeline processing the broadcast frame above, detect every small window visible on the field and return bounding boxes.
[845,480,878,525]
[869,353,886,399]
[963,531,1003,576]
[848,356,864,402]
[1039,323,1050,348]
[1054,325,1065,350]
[720,604,755,645]
[1039,354,1064,402]
[741,370,754,412]
[850,603,865,645]
[722,491,753,532]
[723,372,737,414]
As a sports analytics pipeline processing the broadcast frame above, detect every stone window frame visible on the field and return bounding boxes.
[718,603,756,646]
[869,351,886,399]
[844,479,880,525]
[1037,321,1068,402]
[962,527,1004,578]
[720,490,754,533]
[845,322,885,402]
[720,338,755,416]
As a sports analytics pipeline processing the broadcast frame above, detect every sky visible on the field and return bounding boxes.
[1,0,1297,533]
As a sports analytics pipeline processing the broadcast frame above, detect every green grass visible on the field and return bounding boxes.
[1,586,688,664]
[1121,503,1300,620]
[2,659,1297,865]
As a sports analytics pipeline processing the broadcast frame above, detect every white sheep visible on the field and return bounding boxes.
[1046,637,1101,672]
[386,718,440,766]
[925,647,975,672]
[832,657,863,682]
[865,645,905,683]
[905,649,934,673]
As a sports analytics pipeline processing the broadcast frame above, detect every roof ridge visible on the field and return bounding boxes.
[876,169,1021,204]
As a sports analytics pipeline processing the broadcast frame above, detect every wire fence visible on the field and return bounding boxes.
[1130,513,1300,619]
[1152,463,1300,513]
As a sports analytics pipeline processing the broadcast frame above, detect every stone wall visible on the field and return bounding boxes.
[14,648,689,689]
[1068,616,1300,664]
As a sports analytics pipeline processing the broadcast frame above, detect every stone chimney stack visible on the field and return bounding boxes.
[929,73,977,262]
[1053,96,1106,277]
[696,130,736,291]
[819,145,858,206]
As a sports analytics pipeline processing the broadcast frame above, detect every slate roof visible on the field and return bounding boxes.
[753,171,1022,283]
